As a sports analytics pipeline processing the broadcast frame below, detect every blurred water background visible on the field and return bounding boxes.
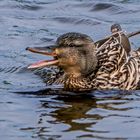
[1,0,140,139]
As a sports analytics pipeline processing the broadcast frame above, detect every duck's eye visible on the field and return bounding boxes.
[69,43,75,47]
[69,44,83,48]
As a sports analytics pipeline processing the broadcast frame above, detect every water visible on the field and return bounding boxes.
[0,0,140,139]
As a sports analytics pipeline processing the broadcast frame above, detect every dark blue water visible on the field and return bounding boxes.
[1,0,140,139]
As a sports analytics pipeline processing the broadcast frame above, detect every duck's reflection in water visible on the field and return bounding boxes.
[18,89,133,139]
[40,93,99,132]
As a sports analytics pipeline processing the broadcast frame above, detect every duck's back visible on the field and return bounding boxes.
[94,32,140,90]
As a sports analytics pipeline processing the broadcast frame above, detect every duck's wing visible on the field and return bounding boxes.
[93,33,140,90]
[91,34,128,89]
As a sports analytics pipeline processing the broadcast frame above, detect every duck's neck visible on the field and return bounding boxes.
[55,73,92,91]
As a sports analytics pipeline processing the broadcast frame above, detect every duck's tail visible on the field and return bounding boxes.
[127,30,140,38]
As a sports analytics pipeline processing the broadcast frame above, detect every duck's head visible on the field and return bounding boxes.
[27,32,97,78]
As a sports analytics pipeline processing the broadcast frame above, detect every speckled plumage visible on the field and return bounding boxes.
[93,33,140,90]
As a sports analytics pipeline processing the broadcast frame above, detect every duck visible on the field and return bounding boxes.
[26,32,140,91]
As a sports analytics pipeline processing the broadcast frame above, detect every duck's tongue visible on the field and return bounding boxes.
[26,46,58,69]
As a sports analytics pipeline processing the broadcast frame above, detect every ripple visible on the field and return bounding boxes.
[17,4,43,11]
[90,2,128,15]
[91,3,115,11]
[13,0,59,5]
[74,2,135,15]
[0,0,43,11]
[53,17,100,25]
[74,2,121,12]
[40,37,54,42]
[0,66,22,73]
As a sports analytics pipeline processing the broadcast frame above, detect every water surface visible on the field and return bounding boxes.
[0,0,140,139]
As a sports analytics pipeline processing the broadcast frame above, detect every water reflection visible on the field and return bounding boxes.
[48,94,97,132]
[17,89,140,139]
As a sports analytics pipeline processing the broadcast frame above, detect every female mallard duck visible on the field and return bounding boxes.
[27,32,140,91]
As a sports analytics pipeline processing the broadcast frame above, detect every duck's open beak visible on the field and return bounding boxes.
[26,46,59,69]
